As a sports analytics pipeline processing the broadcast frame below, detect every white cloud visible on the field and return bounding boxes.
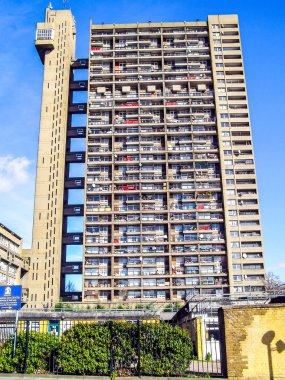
[0,156,31,192]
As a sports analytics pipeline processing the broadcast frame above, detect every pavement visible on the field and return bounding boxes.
[0,375,226,380]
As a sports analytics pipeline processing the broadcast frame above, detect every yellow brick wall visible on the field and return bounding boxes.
[219,304,285,380]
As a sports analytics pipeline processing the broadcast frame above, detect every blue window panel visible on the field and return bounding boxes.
[70,138,86,152]
[68,189,84,204]
[67,216,84,233]
[65,274,82,292]
[66,245,83,262]
[69,163,85,177]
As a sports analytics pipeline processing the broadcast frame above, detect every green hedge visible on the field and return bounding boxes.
[0,322,193,376]
[57,322,193,376]
[139,323,193,376]
[0,332,59,374]
[57,323,110,375]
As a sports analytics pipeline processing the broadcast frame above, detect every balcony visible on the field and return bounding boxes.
[90,101,112,108]
[35,27,55,64]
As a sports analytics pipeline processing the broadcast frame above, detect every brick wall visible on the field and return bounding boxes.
[219,304,285,380]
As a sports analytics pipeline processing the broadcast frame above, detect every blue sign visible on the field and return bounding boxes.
[0,285,22,310]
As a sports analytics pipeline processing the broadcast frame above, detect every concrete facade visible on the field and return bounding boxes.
[25,9,265,307]
[26,7,76,307]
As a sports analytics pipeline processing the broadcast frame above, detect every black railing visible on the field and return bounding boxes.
[0,318,224,377]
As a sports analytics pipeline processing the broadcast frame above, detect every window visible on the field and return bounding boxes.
[223,46,240,51]
[222,24,238,28]
[240,221,260,226]
[233,275,242,281]
[231,242,240,248]
[223,141,231,146]
[214,47,222,51]
[230,231,239,237]
[221,113,229,118]
[36,29,54,40]
[227,189,235,195]
[224,150,232,156]
[220,105,228,110]
[221,122,230,127]
[233,264,241,270]
[226,179,235,185]
[215,55,223,59]
[243,264,263,270]
[225,160,233,166]
[229,210,237,216]
[232,252,241,259]
[218,88,226,93]
[68,189,84,205]
[227,199,236,205]
[67,216,84,233]
[66,245,83,262]
[225,169,234,175]
[219,96,227,101]
[213,32,220,36]
[65,274,82,292]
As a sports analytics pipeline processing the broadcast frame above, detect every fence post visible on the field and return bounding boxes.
[109,321,114,377]
[23,320,30,374]
[12,310,19,359]
[137,320,141,377]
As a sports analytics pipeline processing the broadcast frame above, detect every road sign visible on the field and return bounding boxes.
[0,285,22,310]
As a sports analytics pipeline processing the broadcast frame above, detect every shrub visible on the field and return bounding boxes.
[139,323,193,375]
[57,322,193,376]
[0,322,193,376]
[110,322,138,376]
[0,338,14,373]
[57,323,110,375]
[0,332,59,374]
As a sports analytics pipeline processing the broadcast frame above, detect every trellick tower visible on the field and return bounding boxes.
[26,7,265,307]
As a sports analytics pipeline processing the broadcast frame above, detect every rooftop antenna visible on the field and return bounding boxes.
[62,0,67,9]
[48,2,53,9]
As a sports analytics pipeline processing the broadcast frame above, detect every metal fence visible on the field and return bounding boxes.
[0,318,224,377]
[187,317,222,377]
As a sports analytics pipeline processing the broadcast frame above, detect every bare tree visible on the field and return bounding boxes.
[265,272,285,295]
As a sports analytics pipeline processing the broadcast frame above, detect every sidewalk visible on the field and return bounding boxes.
[0,375,226,380]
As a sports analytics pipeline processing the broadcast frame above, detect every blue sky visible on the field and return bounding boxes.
[0,0,284,280]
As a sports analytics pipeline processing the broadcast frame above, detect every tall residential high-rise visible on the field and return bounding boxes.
[27,7,265,307]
